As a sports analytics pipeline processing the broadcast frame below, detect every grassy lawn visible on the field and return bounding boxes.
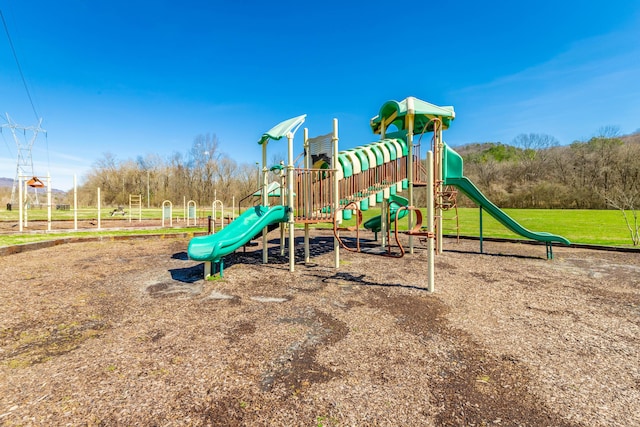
[0,207,223,222]
[335,207,637,248]
[0,227,206,247]
[1,205,637,248]
[450,208,634,246]
[0,207,209,247]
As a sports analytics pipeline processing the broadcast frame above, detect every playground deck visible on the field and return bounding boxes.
[1,231,638,425]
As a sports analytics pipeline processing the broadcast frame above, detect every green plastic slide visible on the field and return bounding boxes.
[363,195,409,233]
[443,144,569,245]
[188,205,288,262]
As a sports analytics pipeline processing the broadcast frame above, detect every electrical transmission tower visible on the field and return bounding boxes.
[1,113,46,205]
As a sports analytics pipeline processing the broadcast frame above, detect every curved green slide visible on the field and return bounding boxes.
[443,144,569,245]
[363,195,409,233]
[188,205,288,262]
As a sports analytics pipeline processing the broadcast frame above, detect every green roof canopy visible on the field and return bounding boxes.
[370,97,455,134]
[258,114,307,145]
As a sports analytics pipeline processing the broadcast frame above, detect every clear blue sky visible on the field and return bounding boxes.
[2,0,639,190]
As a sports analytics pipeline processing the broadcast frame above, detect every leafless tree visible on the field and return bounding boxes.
[511,133,559,181]
[606,189,640,246]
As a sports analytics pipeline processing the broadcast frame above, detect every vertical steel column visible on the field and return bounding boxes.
[436,120,444,254]
[97,187,101,230]
[407,97,415,254]
[47,174,52,232]
[280,163,286,256]
[304,128,310,264]
[479,206,484,254]
[262,144,269,264]
[73,175,78,231]
[47,172,52,231]
[24,179,28,227]
[332,119,340,269]
[18,175,23,232]
[287,133,295,272]
[427,150,435,292]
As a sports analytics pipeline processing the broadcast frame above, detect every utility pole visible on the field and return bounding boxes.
[2,113,46,205]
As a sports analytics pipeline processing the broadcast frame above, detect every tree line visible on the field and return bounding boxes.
[76,133,262,210]
[73,128,640,214]
[457,127,640,210]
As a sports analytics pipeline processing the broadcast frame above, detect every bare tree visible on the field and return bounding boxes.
[511,133,559,181]
[606,189,640,246]
[512,133,559,152]
[215,156,238,205]
[596,125,621,139]
[189,134,220,204]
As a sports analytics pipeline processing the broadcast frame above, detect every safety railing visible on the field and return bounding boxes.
[293,168,335,223]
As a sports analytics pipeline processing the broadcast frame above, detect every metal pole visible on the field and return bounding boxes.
[304,224,310,264]
[47,174,51,232]
[427,151,435,292]
[24,179,28,227]
[18,175,23,232]
[262,143,269,264]
[280,164,285,256]
[97,187,101,230]
[304,127,310,263]
[287,132,295,272]
[147,170,150,208]
[407,97,415,254]
[479,206,484,254]
[332,118,340,269]
[436,120,444,254]
[381,198,387,248]
[73,175,78,230]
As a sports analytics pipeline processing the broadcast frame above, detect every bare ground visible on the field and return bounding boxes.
[0,229,638,426]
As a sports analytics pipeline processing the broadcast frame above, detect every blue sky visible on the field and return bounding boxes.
[1,1,639,190]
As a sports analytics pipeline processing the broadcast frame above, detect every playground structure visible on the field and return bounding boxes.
[188,97,570,290]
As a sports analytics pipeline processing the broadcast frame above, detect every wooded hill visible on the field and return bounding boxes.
[453,130,640,210]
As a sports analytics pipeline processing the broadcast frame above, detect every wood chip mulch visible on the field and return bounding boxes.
[1,229,638,426]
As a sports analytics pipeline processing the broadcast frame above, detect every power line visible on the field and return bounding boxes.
[1,8,50,173]
[1,9,40,122]
[1,125,16,158]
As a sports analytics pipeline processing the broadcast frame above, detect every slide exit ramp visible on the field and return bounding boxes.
[442,143,570,253]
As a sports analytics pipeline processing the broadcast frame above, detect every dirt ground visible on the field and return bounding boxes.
[0,229,638,426]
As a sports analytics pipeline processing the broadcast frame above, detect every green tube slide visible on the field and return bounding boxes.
[188,205,289,262]
[363,195,409,233]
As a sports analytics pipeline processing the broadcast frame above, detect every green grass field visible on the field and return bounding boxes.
[0,207,211,247]
[332,207,638,248]
[447,207,634,246]
[0,205,638,248]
